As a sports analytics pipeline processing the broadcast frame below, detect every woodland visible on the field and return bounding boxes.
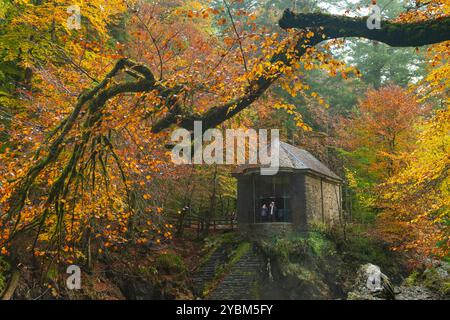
[0,0,449,300]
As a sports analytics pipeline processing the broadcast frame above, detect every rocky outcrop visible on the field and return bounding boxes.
[347,264,395,300]
[194,233,347,300]
[348,263,447,300]
[116,276,161,300]
[395,285,439,300]
[193,232,448,301]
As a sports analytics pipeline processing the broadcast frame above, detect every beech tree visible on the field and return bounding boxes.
[0,0,449,269]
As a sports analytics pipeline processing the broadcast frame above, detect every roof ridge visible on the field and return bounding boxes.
[234,141,341,181]
[280,142,306,168]
[280,142,341,180]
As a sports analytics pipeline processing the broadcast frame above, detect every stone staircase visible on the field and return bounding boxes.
[192,246,230,296]
[207,247,264,300]
[192,243,266,300]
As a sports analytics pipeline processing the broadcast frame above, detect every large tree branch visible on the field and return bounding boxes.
[279,9,450,47]
[5,58,158,222]
[152,9,450,134]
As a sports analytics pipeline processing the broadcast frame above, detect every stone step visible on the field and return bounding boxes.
[206,248,265,300]
[192,246,231,294]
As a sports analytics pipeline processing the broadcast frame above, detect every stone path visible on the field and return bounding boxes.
[192,244,265,300]
[192,246,230,296]
[206,246,264,300]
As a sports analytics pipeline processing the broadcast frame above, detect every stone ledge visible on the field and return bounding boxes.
[238,223,294,238]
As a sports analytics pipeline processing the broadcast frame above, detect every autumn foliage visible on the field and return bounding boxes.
[0,0,448,274]
[338,85,427,180]
[0,0,346,264]
[376,108,450,262]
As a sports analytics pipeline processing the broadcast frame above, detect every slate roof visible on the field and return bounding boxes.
[278,142,341,180]
[235,141,342,181]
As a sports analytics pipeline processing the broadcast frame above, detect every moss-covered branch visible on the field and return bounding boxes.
[6,59,158,235]
[279,9,450,47]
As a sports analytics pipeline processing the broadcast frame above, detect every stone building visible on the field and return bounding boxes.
[233,141,342,232]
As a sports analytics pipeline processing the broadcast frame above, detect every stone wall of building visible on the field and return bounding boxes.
[322,181,341,225]
[239,222,294,238]
[304,174,323,224]
[304,174,341,226]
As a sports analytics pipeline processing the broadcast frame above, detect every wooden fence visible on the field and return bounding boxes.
[165,214,237,233]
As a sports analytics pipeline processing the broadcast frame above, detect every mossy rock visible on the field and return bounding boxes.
[257,230,346,299]
[422,265,450,297]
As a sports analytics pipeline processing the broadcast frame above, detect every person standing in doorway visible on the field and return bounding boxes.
[269,201,277,222]
[261,204,268,223]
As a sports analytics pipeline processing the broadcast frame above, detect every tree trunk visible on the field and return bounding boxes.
[203,165,218,238]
